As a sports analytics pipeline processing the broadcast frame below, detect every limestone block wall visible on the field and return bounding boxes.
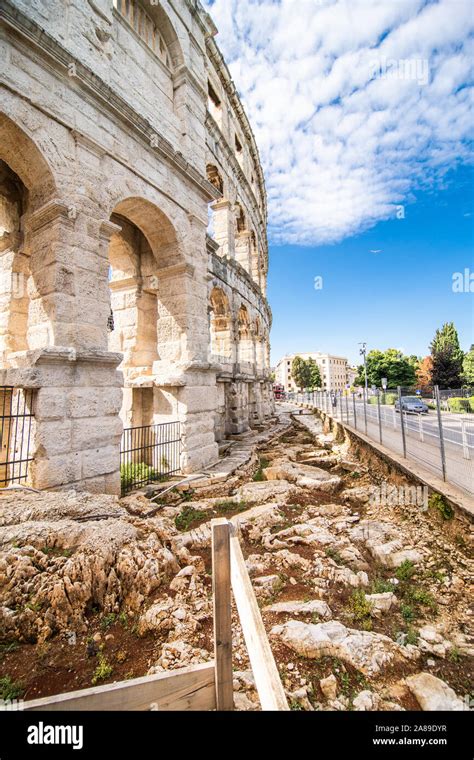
[0,0,272,492]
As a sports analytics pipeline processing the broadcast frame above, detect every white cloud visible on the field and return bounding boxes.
[202,0,474,245]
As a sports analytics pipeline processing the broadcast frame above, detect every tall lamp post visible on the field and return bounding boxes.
[359,342,368,394]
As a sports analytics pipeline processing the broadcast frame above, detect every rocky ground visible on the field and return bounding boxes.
[0,409,473,711]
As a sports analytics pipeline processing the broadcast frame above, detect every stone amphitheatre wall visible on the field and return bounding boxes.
[0,0,273,493]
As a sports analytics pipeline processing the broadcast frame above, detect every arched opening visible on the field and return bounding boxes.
[237,304,253,365]
[234,203,251,274]
[0,113,57,362]
[105,197,184,433]
[113,0,184,70]
[209,286,232,363]
[206,164,223,195]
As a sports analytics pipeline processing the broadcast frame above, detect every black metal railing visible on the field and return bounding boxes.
[120,421,181,495]
[0,387,35,488]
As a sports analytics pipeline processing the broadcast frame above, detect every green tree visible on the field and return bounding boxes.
[306,358,322,390]
[430,323,464,389]
[462,345,474,385]
[354,349,416,388]
[291,356,311,391]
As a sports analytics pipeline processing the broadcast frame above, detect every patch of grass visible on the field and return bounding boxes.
[40,545,73,558]
[428,492,454,520]
[175,505,204,532]
[395,560,416,582]
[289,698,304,711]
[454,533,467,550]
[448,646,461,663]
[405,628,419,646]
[0,676,24,701]
[120,462,162,491]
[404,587,437,612]
[325,547,344,565]
[118,611,128,629]
[253,457,270,482]
[100,613,116,630]
[370,577,394,594]
[349,589,372,629]
[401,604,415,623]
[91,653,113,685]
[215,499,248,514]
[350,471,361,479]
[0,642,19,659]
[182,488,195,502]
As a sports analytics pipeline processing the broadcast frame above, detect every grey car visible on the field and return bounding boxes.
[395,396,429,414]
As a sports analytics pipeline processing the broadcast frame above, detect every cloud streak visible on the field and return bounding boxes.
[203,0,474,245]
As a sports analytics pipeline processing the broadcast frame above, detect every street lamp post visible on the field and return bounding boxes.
[359,342,368,394]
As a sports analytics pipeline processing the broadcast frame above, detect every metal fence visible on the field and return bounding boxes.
[292,387,474,496]
[120,421,181,495]
[0,387,35,488]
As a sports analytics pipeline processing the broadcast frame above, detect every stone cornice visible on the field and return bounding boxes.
[27,199,74,233]
[0,0,217,203]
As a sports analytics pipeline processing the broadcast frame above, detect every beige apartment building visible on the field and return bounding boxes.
[275,353,349,393]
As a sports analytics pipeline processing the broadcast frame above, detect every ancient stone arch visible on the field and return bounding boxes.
[209,286,232,361]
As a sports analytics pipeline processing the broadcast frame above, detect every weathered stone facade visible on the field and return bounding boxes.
[0,0,272,493]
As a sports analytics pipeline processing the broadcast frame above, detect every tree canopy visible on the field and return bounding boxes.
[354,348,416,388]
[429,322,464,389]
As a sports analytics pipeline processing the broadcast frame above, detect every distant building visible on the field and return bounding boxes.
[275,352,349,392]
[347,366,358,387]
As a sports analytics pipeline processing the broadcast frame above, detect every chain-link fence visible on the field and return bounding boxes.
[292,386,473,496]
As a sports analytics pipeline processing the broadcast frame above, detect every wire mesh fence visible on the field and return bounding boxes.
[120,421,181,495]
[0,387,35,488]
[293,387,473,496]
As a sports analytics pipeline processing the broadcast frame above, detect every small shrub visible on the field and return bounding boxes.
[428,492,454,520]
[448,646,461,663]
[371,577,394,594]
[405,587,437,612]
[395,560,416,582]
[253,457,270,481]
[0,676,24,701]
[447,397,470,413]
[215,499,248,514]
[174,505,204,532]
[401,604,415,623]
[350,589,373,627]
[100,612,116,630]
[405,628,418,646]
[120,462,160,491]
[92,653,113,685]
[325,547,344,565]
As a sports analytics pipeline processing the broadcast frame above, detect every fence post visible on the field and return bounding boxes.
[352,392,357,430]
[363,387,368,435]
[398,386,407,458]
[418,413,424,442]
[345,393,349,424]
[211,518,234,710]
[377,389,382,444]
[461,418,470,460]
[434,385,447,481]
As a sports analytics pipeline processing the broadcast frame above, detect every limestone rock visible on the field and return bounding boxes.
[405,673,468,711]
[320,674,337,700]
[271,620,415,676]
[236,480,297,503]
[264,600,332,619]
[365,592,397,618]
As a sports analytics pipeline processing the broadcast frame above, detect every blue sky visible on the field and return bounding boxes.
[268,163,473,365]
[203,0,474,366]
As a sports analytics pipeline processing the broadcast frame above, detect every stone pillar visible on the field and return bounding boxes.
[211,200,235,260]
[235,230,251,274]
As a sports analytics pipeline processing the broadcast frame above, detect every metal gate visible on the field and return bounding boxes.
[120,421,181,495]
[0,387,35,488]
